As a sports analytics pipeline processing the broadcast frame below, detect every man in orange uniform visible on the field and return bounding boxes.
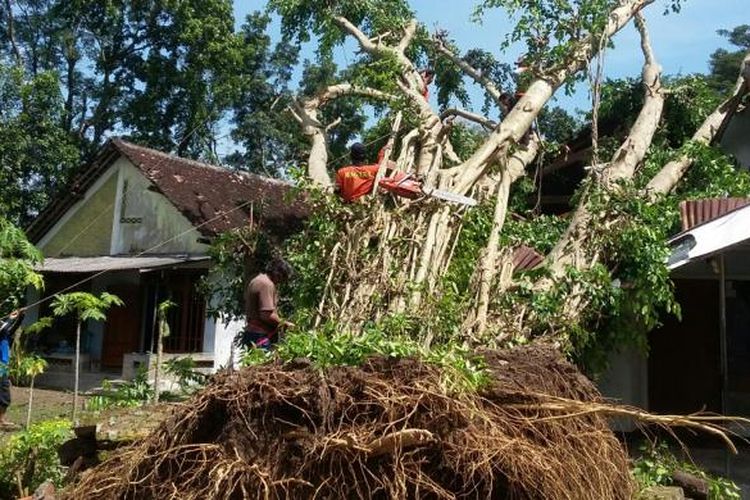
[335,143,383,203]
[335,143,421,203]
[419,69,434,100]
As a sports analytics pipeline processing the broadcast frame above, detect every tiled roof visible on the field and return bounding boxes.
[26,139,309,243]
[679,198,750,231]
[112,139,308,238]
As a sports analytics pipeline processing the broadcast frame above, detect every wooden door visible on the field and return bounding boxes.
[102,285,142,369]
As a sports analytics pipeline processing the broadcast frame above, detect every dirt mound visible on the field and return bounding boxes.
[65,345,633,499]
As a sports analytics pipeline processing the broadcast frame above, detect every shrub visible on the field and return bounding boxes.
[0,419,72,498]
[85,367,153,411]
[632,442,741,499]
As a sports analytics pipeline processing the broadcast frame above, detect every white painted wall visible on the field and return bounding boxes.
[110,159,209,256]
[598,347,649,431]
[212,314,244,371]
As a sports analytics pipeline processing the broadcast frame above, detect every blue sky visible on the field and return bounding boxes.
[223,0,746,153]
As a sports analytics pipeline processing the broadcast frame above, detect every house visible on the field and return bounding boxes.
[22,139,307,385]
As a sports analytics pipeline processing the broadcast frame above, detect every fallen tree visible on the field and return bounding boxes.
[251,0,750,369]
[69,0,750,497]
[66,344,748,499]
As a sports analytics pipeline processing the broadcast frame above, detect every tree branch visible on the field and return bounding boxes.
[441,108,497,129]
[645,50,750,196]
[314,83,395,107]
[433,38,506,113]
[293,83,397,187]
[333,15,377,53]
[466,134,541,336]
[4,0,23,65]
[452,0,656,195]
[600,12,664,185]
[547,12,664,267]
[333,16,423,92]
[397,20,418,53]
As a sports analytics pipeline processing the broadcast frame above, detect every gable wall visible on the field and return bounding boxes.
[38,167,118,257]
[110,160,209,255]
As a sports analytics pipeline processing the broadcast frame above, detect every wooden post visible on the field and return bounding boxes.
[718,254,731,477]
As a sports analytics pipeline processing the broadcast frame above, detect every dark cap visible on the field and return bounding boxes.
[350,142,367,165]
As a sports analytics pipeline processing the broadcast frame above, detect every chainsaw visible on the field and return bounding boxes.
[379,173,477,207]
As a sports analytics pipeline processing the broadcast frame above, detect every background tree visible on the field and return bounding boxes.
[0,66,79,225]
[0,217,43,313]
[51,292,122,422]
[709,25,750,94]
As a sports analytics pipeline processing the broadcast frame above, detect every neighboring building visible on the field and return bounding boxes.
[600,105,750,418]
[23,139,306,383]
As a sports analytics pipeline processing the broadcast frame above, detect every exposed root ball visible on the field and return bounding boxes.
[66,346,633,499]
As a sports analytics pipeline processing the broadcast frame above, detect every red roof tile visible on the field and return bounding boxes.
[512,245,544,272]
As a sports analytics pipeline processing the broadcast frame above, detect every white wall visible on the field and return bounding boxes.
[110,159,209,256]
[212,314,245,371]
[597,347,649,431]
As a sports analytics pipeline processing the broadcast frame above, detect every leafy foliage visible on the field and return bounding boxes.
[242,323,489,392]
[633,442,741,499]
[0,66,80,225]
[163,356,208,395]
[227,11,305,177]
[709,25,750,94]
[475,0,620,78]
[492,181,680,373]
[50,291,123,322]
[201,224,274,322]
[267,0,415,57]
[0,419,72,497]
[85,367,153,411]
[0,217,43,316]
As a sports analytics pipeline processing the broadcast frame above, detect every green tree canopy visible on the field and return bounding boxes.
[0,217,42,316]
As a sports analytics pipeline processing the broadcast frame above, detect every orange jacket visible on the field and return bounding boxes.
[335,165,381,202]
[336,164,419,202]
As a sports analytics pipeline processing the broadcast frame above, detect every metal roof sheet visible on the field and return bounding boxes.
[668,203,750,269]
[679,198,750,231]
[35,255,209,273]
